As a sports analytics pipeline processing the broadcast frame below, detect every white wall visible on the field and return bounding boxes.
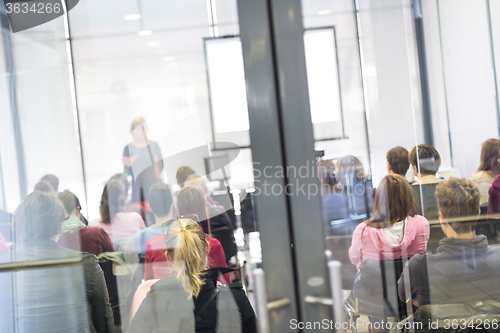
[423,0,500,179]
[357,0,425,184]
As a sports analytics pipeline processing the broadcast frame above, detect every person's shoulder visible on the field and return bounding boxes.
[147,233,165,249]
[408,214,429,225]
[207,237,223,248]
[88,218,102,227]
[486,244,500,258]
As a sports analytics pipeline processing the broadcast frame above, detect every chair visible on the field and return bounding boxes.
[344,258,408,332]
[98,258,121,327]
[211,226,237,263]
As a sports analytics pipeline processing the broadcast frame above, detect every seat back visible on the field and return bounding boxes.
[211,226,237,262]
[354,258,407,319]
[98,258,121,326]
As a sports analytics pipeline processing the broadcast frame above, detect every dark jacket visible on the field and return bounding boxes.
[0,239,114,333]
[398,235,500,307]
[488,175,500,216]
[128,268,256,333]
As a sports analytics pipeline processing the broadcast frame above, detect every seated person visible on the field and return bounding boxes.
[398,178,500,308]
[320,156,374,235]
[470,138,500,211]
[128,218,256,333]
[410,144,444,252]
[89,180,146,239]
[349,174,429,309]
[33,180,55,193]
[387,146,410,177]
[0,192,113,333]
[58,190,115,256]
[134,182,173,258]
[184,174,237,262]
[144,186,230,284]
[40,174,59,192]
[410,144,443,221]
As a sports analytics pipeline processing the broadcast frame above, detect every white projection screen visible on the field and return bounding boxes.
[204,27,345,147]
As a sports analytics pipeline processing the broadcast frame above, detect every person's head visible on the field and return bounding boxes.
[387,146,410,176]
[176,185,210,234]
[184,174,209,195]
[130,117,147,142]
[164,218,208,297]
[147,183,173,218]
[58,190,81,218]
[435,178,480,236]
[33,180,55,193]
[176,166,196,188]
[336,155,365,186]
[409,144,441,177]
[317,160,338,190]
[109,173,130,196]
[14,191,66,244]
[40,174,59,192]
[100,179,126,224]
[477,138,500,176]
[368,174,418,227]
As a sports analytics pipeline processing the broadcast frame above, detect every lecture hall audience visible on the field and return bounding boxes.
[133,182,173,258]
[128,218,256,333]
[144,185,230,284]
[58,190,115,256]
[470,139,500,212]
[0,192,114,333]
[398,178,500,322]
[89,179,146,239]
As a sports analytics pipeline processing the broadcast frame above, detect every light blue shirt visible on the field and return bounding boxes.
[133,225,165,256]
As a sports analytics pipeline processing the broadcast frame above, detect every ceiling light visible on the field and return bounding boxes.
[163,56,176,62]
[148,42,161,47]
[124,14,141,20]
[138,30,152,36]
[318,10,331,15]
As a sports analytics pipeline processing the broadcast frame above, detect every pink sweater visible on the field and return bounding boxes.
[349,215,430,266]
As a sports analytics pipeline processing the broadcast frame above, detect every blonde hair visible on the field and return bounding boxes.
[185,174,209,195]
[130,117,146,133]
[165,218,208,297]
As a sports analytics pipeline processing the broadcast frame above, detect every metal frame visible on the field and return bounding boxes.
[0,11,28,201]
[237,0,300,330]
[238,0,334,331]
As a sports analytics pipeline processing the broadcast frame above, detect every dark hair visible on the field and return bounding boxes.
[14,191,66,244]
[148,183,173,217]
[176,185,210,234]
[318,160,338,191]
[477,139,500,176]
[435,178,480,234]
[100,180,126,225]
[367,174,418,228]
[58,190,81,215]
[40,174,59,192]
[109,173,130,195]
[336,155,365,185]
[176,166,195,188]
[387,146,410,176]
[409,144,441,175]
[34,180,55,193]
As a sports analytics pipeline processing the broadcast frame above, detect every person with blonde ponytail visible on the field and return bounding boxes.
[128,218,256,333]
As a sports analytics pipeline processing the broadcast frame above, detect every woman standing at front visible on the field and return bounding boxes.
[123,117,164,206]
